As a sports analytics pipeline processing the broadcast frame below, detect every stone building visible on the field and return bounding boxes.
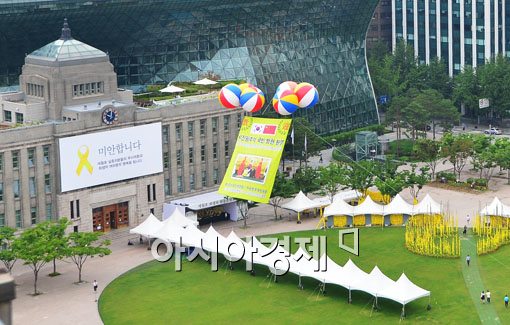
[0,21,241,232]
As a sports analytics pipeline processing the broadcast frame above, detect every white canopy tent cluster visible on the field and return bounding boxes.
[479,197,510,217]
[130,209,430,314]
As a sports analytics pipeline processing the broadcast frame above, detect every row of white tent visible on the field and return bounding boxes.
[282,191,442,217]
[130,210,430,311]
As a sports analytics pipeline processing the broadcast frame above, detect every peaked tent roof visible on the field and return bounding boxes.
[384,194,414,216]
[394,273,431,305]
[160,85,185,93]
[353,195,384,215]
[129,213,162,237]
[333,190,361,202]
[413,194,441,215]
[281,191,322,213]
[480,197,510,217]
[312,196,332,207]
[323,198,355,217]
[193,78,218,85]
[165,208,198,227]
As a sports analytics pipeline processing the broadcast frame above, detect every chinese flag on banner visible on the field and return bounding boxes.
[263,125,277,135]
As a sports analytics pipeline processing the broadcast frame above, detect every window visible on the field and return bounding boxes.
[0,182,3,201]
[164,179,170,196]
[162,126,169,144]
[147,184,151,202]
[0,153,3,171]
[4,110,12,122]
[76,200,80,218]
[213,168,219,185]
[213,143,218,159]
[73,82,103,97]
[212,117,218,133]
[163,152,169,168]
[190,173,195,190]
[224,115,230,130]
[29,177,36,197]
[237,113,242,128]
[26,83,44,97]
[12,151,19,169]
[28,148,35,167]
[201,170,207,187]
[73,226,79,233]
[176,149,182,166]
[70,201,74,219]
[15,210,22,228]
[189,148,194,163]
[200,119,206,135]
[43,146,50,165]
[175,123,182,140]
[188,121,194,137]
[46,203,52,221]
[44,174,51,193]
[147,184,156,202]
[201,145,206,162]
[15,112,23,124]
[13,180,20,199]
[177,176,183,193]
[152,184,156,202]
[0,213,4,227]
[225,141,229,157]
[31,207,37,225]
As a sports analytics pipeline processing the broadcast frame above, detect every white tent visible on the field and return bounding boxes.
[413,194,441,215]
[384,194,414,216]
[313,196,332,207]
[282,191,322,212]
[160,84,185,93]
[323,199,355,217]
[193,78,218,85]
[353,195,384,215]
[129,213,162,238]
[333,190,361,203]
[165,208,199,227]
[480,197,510,217]
[202,226,229,254]
[393,273,431,305]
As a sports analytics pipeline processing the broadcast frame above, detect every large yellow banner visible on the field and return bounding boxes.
[219,117,291,203]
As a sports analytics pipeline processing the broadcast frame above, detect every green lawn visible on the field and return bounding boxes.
[99,228,478,324]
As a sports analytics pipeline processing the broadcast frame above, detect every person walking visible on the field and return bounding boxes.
[504,294,509,308]
[93,280,98,302]
[481,291,486,304]
[487,290,491,303]
[466,254,471,267]
[466,214,470,225]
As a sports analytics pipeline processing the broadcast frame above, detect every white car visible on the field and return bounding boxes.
[484,127,502,135]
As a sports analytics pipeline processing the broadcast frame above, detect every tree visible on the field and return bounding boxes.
[401,100,430,140]
[493,138,510,184]
[269,172,296,220]
[414,89,459,139]
[386,94,412,147]
[441,133,474,181]
[413,139,441,179]
[292,166,320,195]
[374,173,406,203]
[0,227,18,274]
[66,232,111,283]
[47,218,70,276]
[478,55,510,122]
[284,117,323,164]
[342,160,380,199]
[15,223,54,295]
[453,65,480,119]
[318,163,347,202]
[402,164,430,202]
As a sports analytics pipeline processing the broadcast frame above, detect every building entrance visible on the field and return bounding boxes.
[92,201,129,232]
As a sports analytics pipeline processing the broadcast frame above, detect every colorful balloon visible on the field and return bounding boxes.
[240,87,265,113]
[295,82,319,108]
[218,84,241,109]
[239,83,257,92]
[272,90,299,115]
[275,81,298,98]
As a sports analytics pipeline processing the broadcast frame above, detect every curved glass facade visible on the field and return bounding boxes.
[0,0,379,134]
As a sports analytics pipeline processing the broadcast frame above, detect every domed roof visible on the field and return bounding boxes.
[27,19,107,63]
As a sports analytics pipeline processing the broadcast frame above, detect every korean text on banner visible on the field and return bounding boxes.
[218,117,291,203]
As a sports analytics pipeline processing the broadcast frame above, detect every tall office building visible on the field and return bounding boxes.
[0,0,380,135]
[392,0,510,76]
[367,0,393,50]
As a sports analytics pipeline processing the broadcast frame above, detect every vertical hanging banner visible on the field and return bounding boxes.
[219,117,291,203]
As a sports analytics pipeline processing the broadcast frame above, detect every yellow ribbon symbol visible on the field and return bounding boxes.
[76,145,93,176]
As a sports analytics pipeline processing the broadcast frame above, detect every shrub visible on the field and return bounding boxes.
[436,171,456,182]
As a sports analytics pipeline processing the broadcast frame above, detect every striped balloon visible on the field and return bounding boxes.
[272,90,299,115]
[295,82,319,108]
[239,83,257,92]
[218,84,241,109]
[275,81,298,98]
[240,87,265,113]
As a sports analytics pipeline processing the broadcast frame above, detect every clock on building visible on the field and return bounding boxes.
[102,107,118,125]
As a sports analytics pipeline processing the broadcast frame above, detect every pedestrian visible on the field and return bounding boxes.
[487,289,491,303]
[504,294,509,308]
[93,280,98,302]
[463,225,467,235]
[466,254,471,267]
[481,291,486,304]
[467,214,470,225]
[319,153,323,163]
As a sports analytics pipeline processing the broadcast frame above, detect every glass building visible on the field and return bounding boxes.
[0,0,379,134]
[393,0,510,76]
